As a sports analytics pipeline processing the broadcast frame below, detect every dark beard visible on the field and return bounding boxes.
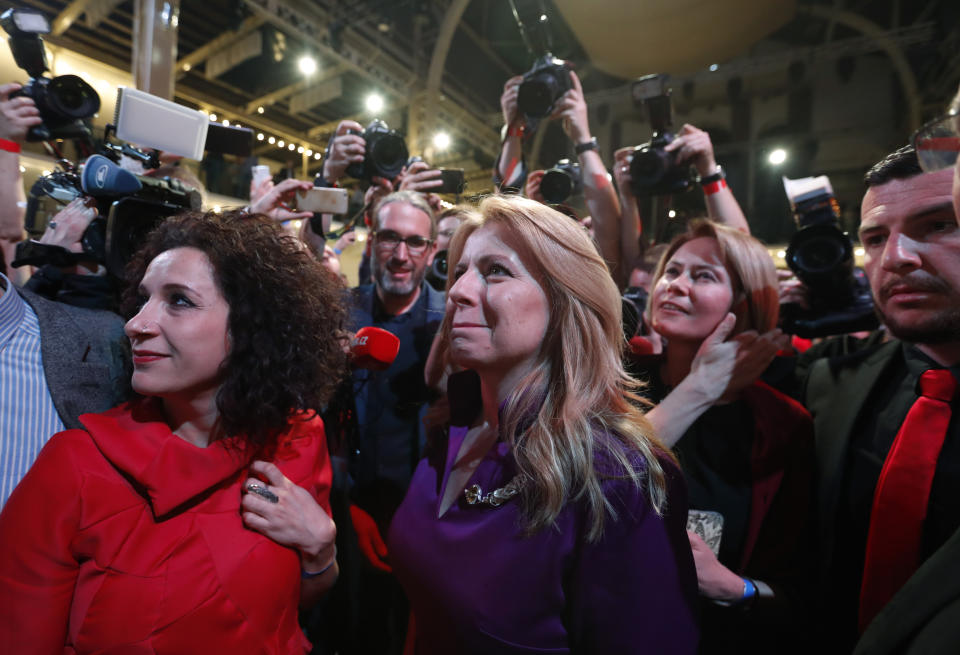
[875,303,960,344]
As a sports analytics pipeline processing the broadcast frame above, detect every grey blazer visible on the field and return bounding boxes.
[19,289,130,429]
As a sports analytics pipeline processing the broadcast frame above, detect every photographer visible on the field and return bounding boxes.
[498,69,626,285]
[0,82,41,282]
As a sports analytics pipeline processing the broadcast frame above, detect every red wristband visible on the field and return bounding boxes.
[0,138,21,154]
[506,123,525,139]
[702,178,728,195]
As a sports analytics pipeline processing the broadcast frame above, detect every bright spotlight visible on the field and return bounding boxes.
[277,139,285,148]
[777,250,787,259]
[768,148,788,166]
[314,153,322,160]
[268,136,276,144]
[298,56,317,75]
[433,132,451,150]
[540,14,548,22]
[709,63,719,72]
[297,146,304,153]
[222,119,230,126]
[365,93,384,114]
[209,113,217,121]
[257,106,265,114]
[667,209,677,218]
[257,133,264,141]
[182,63,191,72]
[288,143,295,151]
[855,247,865,257]
[306,149,313,156]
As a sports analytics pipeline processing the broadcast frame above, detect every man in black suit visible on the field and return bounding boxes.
[802,145,960,652]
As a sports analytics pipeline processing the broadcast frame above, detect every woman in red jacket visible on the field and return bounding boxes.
[0,210,348,654]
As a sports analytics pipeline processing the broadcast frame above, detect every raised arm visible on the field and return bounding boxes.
[664,124,750,234]
[553,71,623,283]
[0,82,42,280]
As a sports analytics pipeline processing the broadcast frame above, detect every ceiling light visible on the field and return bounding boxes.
[298,55,317,75]
[288,143,295,151]
[306,149,313,156]
[257,106,265,114]
[222,119,230,126]
[268,136,276,144]
[314,153,322,160]
[768,148,788,166]
[257,133,264,141]
[365,93,384,114]
[433,132,451,150]
[540,14,548,22]
[209,113,217,121]
[278,139,285,148]
[709,63,719,72]
[297,146,304,153]
[667,209,677,218]
[182,63,191,72]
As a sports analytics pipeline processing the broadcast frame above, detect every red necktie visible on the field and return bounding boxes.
[858,368,956,631]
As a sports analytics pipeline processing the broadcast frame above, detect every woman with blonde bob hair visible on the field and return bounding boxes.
[388,195,698,654]
[638,219,815,654]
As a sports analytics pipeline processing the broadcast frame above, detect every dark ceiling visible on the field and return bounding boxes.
[5,0,959,187]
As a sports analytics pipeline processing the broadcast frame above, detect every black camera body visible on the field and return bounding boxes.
[345,119,408,182]
[518,54,571,119]
[780,182,877,338]
[2,8,100,141]
[629,74,694,197]
[426,248,449,292]
[540,158,582,203]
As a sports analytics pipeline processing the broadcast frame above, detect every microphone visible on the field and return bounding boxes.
[350,326,400,370]
[80,154,143,197]
[628,336,655,356]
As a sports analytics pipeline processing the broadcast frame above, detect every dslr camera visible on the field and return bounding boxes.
[628,74,694,197]
[345,119,409,182]
[780,175,877,338]
[1,8,100,141]
[540,158,582,204]
[518,54,572,119]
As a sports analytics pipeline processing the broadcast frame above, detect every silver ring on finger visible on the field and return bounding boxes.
[247,482,279,503]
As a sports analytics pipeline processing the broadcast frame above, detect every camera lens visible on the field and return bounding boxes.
[47,75,100,119]
[790,233,847,274]
[540,168,573,203]
[630,146,669,186]
[370,133,408,180]
[518,75,558,117]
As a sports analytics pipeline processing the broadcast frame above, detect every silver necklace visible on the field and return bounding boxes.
[464,476,523,508]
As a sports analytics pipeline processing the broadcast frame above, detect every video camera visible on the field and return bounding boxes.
[540,158,582,203]
[628,74,695,197]
[345,119,408,182]
[5,8,254,278]
[780,175,878,338]
[1,8,100,141]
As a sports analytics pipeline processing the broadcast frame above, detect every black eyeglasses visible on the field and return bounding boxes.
[373,230,434,255]
[912,107,960,173]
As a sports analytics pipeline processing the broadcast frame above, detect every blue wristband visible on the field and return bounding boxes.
[301,546,337,579]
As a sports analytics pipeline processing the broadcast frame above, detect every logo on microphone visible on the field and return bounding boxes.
[354,336,369,346]
[95,164,109,188]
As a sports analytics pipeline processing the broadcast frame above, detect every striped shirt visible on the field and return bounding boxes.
[0,275,65,507]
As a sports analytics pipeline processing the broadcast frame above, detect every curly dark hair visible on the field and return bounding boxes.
[121,209,349,450]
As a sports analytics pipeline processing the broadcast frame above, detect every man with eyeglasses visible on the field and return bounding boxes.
[324,190,444,653]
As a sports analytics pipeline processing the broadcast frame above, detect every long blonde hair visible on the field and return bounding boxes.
[438,195,672,541]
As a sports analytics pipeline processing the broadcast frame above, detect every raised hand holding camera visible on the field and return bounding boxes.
[0,82,41,145]
[323,119,366,184]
